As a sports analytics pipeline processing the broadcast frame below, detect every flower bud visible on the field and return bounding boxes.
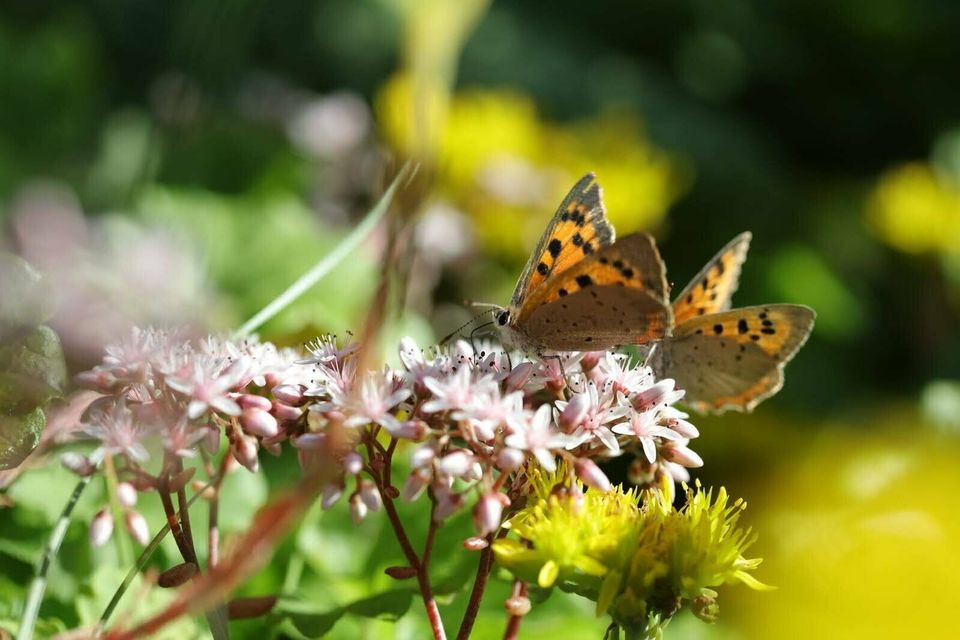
[158,561,198,588]
[665,417,699,439]
[473,492,504,536]
[579,351,601,372]
[271,400,303,422]
[574,458,612,492]
[433,489,464,522]
[349,493,368,524]
[124,511,151,545]
[437,450,473,476]
[238,394,273,411]
[116,482,138,508]
[321,483,343,509]
[390,419,428,440]
[293,432,327,450]
[358,480,382,512]
[402,469,430,502]
[559,393,590,431]
[61,452,96,476]
[463,536,490,551]
[241,408,279,438]
[167,467,196,493]
[496,447,525,472]
[661,443,704,468]
[192,480,216,501]
[504,362,534,391]
[204,427,221,454]
[90,508,114,546]
[410,445,435,469]
[232,434,260,472]
[342,451,364,476]
[505,596,532,617]
[271,384,305,406]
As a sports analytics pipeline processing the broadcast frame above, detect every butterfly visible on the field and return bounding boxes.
[647,232,816,413]
[493,173,673,353]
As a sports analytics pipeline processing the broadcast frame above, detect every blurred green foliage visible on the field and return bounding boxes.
[1,0,959,638]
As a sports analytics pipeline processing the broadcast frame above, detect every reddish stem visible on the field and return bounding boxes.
[455,534,495,640]
[502,580,529,640]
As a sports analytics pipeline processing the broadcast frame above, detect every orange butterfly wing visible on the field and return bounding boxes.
[515,234,673,348]
[652,304,815,412]
[509,173,615,309]
[671,232,751,326]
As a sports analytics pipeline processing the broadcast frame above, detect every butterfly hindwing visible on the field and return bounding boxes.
[514,233,672,350]
[672,232,751,326]
[652,304,815,413]
[509,173,615,308]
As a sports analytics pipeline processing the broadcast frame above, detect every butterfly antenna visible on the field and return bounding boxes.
[438,309,496,346]
[467,320,496,354]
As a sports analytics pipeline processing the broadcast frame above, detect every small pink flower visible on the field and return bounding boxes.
[504,405,569,472]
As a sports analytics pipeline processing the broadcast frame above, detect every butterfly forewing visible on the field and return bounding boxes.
[509,173,615,308]
[653,304,815,413]
[672,232,751,325]
[513,233,672,351]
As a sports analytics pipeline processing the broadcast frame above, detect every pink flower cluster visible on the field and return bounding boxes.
[71,327,704,542]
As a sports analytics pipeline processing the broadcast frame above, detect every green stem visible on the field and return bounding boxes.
[234,162,415,338]
[17,475,91,640]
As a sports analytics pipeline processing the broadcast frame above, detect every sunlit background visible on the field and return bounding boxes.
[1,0,959,638]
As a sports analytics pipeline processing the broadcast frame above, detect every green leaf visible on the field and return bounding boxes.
[344,588,413,621]
[0,325,67,413]
[283,607,345,638]
[0,407,44,471]
[0,253,55,341]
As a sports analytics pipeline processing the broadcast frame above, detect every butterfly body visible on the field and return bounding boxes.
[495,174,673,354]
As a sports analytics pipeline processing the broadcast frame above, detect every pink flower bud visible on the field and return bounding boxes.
[90,508,114,546]
[496,448,525,472]
[632,379,676,411]
[463,536,490,551]
[271,384,305,406]
[125,510,150,545]
[661,444,704,468]
[579,351,602,371]
[293,432,327,450]
[232,434,260,472]
[61,452,96,476]
[168,467,196,493]
[390,419,428,440]
[433,489,464,522]
[559,394,590,431]
[321,483,343,509]
[263,441,282,456]
[271,400,303,422]
[158,562,198,588]
[505,596,532,617]
[358,480,382,512]
[116,482,137,508]
[504,362,535,391]
[410,445,435,469]
[437,450,473,476]
[473,492,504,536]
[574,458,612,492]
[402,469,430,502]
[238,394,273,411]
[343,451,364,476]
[349,493,368,523]
[666,417,699,439]
[204,427,221,454]
[241,408,279,438]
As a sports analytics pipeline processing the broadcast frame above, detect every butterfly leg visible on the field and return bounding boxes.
[538,351,567,382]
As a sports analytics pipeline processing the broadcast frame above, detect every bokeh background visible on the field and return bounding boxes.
[2,0,959,638]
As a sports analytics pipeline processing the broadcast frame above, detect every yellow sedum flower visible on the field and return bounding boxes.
[493,469,768,638]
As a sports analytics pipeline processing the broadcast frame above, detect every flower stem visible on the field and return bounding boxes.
[502,580,528,640]
[234,161,415,338]
[455,534,495,640]
[17,475,91,640]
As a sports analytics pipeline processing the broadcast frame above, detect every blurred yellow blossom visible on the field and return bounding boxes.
[376,74,688,260]
[867,162,960,255]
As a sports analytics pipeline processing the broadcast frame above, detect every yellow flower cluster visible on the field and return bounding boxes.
[867,162,960,256]
[376,73,688,260]
[493,468,768,637]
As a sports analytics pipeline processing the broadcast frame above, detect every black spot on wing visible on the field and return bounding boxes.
[572,233,584,246]
[575,274,593,288]
[548,238,562,258]
[536,262,549,275]
[737,319,749,334]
